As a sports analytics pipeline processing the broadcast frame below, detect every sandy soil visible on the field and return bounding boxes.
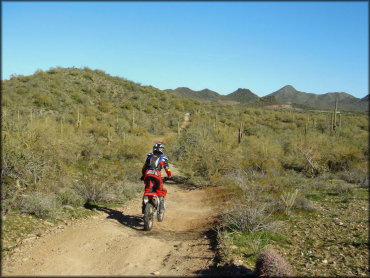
[2,174,219,276]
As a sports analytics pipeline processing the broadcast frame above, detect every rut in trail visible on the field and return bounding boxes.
[2,170,219,276]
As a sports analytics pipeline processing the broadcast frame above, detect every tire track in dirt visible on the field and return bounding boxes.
[2,167,219,276]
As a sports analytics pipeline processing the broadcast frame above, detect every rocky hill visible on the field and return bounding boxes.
[268,85,368,112]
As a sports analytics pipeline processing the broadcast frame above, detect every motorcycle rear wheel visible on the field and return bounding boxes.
[144,203,154,231]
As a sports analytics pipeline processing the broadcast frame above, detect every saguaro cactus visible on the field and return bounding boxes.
[238,122,244,144]
[107,128,112,145]
[330,112,334,132]
[333,99,338,131]
[60,117,63,135]
[76,105,81,128]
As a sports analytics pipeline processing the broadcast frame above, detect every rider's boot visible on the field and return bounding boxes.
[159,196,165,213]
[142,201,145,214]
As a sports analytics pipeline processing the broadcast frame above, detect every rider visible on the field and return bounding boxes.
[141,142,171,214]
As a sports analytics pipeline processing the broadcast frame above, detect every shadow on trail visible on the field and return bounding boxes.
[165,176,188,185]
[196,264,255,277]
[84,203,143,231]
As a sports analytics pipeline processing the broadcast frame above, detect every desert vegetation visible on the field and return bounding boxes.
[1,67,368,275]
[1,67,200,251]
[166,102,368,275]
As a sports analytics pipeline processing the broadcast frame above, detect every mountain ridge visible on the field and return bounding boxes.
[166,85,368,112]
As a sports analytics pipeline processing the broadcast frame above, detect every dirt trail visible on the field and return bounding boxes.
[151,112,190,145]
[2,169,221,276]
[2,112,223,276]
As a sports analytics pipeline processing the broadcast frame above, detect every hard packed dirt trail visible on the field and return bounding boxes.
[2,169,219,276]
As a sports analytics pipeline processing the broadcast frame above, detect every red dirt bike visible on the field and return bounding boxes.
[142,177,168,231]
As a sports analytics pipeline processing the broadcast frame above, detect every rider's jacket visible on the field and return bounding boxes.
[142,153,172,178]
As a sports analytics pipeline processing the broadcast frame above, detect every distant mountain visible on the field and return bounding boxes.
[166,87,261,103]
[165,87,220,100]
[268,85,368,112]
[166,85,368,112]
[222,88,259,103]
[361,94,369,102]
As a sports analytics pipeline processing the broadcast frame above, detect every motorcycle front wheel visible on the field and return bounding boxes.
[144,203,154,231]
[157,211,164,222]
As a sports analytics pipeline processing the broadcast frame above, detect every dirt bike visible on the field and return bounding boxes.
[142,177,168,231]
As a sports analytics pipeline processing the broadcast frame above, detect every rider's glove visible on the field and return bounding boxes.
[140,176,144,181]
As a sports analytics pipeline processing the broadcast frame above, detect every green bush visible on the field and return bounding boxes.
[19,192,58,218]
[33,93,52,107]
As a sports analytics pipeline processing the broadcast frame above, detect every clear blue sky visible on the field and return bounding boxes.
[2,1,368,98]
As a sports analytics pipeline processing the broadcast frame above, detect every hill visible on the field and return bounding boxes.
[1,66,203,221]
[165,87,220,100]
[2,67,201,127]
[268,85,368,112]
[166,87,286,107]
[222,88,259,103]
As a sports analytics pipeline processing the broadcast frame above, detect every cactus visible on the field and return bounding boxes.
[60,117,63,135]
[280,189,298,215]
[107,129,112,145]
[76,105,81,128]
[333,99,338,131]
[238,122,243,144]
[255,250,293,277]
[330,112,334,132]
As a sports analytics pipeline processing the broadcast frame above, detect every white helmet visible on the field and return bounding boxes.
[153,142,164,154]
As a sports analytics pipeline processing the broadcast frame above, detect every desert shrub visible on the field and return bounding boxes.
[222,190,281,234]
[338,161,368,184]
[33,93,52,107]
[19,192,58,218]
[98,100,112,112]
[2,95,13,106]
[71,91,88,104]
[57,188,84,207]
[144,106,154,114]
[292,196,315,212]
[359,178,369,188]
[73,176,112,203]
[115,182,142,203]
[255,250,293,277]
[332,182,354,195]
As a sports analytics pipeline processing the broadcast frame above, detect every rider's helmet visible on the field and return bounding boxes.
[153,142,164,155]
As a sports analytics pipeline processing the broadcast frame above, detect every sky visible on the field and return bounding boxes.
[2,1,368,98]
